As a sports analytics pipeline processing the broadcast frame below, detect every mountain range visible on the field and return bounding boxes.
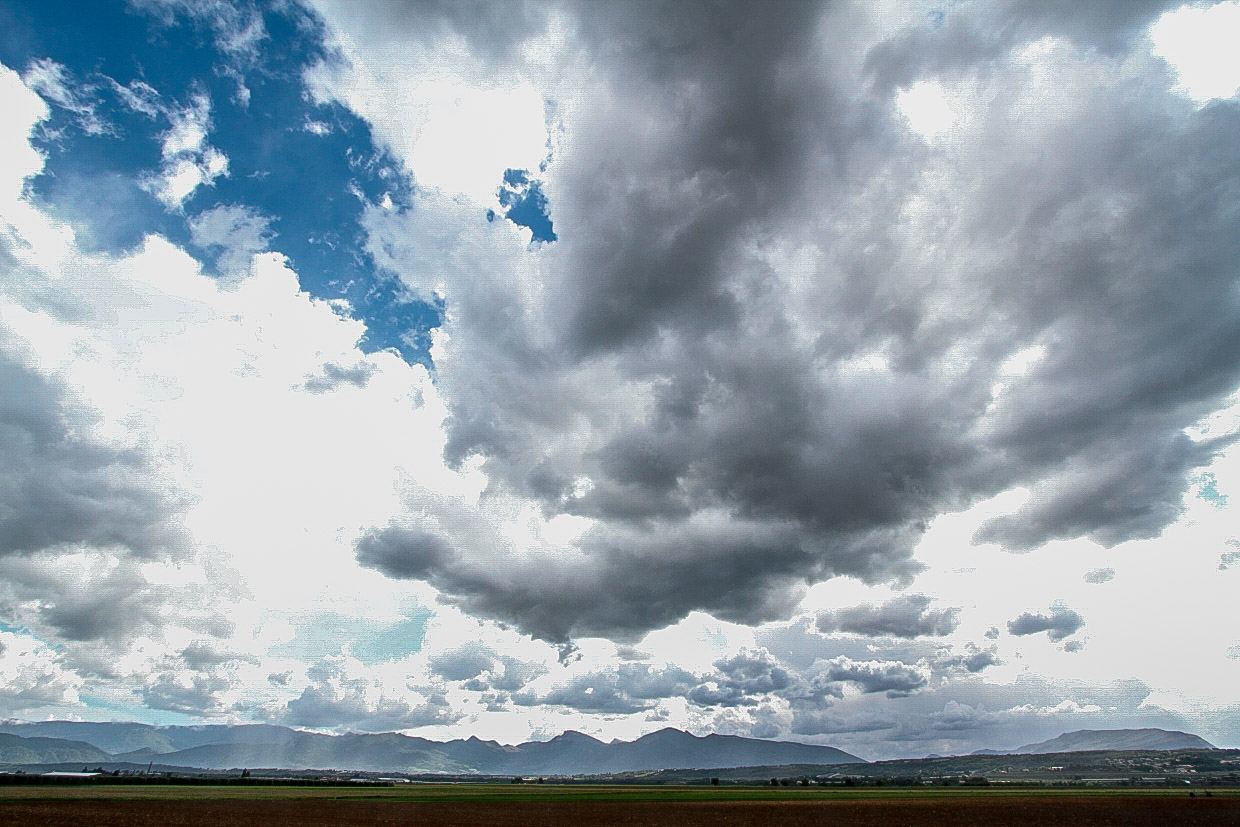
[0,722,862,775]
[969,728,1216,756]
[1014,728,1215,754]
[0,722,1216,776]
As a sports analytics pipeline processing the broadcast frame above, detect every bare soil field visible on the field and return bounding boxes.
[0,791,1237,827]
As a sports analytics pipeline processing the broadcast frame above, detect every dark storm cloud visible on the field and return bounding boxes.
[356,0,1240,642]
[429,642,497,682]
[864,0,1181,93]
[0,347,208,652]
[544,0,831,355]
[143,671,235,714]
[428,642,546,693]
[34,566,163,642]
[355,525,455,580]
[972,435,1225,550]
[960,647,999,673]
[816,594,959,638]
[687,649,798,708]
[814,656,929,698]
[358,516,847,641]
[1008,606,1084,642]
[179,641,257,671]
[0,352,186,559]
[933,644,1000,674]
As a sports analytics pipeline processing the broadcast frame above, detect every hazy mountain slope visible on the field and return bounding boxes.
[0,721,862,775]
[492,728,863,775]
[0,733,115,765]
[593,728,862,774]
[1016,729,1215,754]
[502,730,613,774]
[0,721,301,755]
[434,735,522,769]
[0,721,178,755]
[145,724,303,752]
[153,731,474,773]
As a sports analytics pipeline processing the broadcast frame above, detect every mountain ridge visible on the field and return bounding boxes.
[0,722,862,775]
[965,728,1217,756]
[3,722,1219,773]
[1014,728,1215,754]
[0,732,114,765]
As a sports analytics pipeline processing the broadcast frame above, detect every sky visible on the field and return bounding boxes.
[0,0,1238,762]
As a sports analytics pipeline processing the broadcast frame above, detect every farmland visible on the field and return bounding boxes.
[0,784,1236,826]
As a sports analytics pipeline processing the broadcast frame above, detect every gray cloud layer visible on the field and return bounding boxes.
[0,345,204,654]
[343,0,1240,642]
[816,595,959,638]
[511,644,946,718]
[283,658,462,731]
[515,662,698,715]
[0,351,185,559]
[687,650,799,708]
[301,361,378,394]
[1008,606,1085,642]
[814,656,929,698]
[1083,567,1116,584]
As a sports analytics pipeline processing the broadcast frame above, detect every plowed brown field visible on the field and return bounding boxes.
[0,795,1237,826]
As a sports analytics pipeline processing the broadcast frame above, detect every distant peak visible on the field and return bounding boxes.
[1015,727,1215,754]
[637,727,693,741]
[552,730,601,743]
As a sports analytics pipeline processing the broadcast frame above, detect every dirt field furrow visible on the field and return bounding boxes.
[1,796,1238,827]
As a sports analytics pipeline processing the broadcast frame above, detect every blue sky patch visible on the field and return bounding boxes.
[0,0,439,366]
[1196,472,1228,508]
[497,167,556,242]
[272,609,432,665]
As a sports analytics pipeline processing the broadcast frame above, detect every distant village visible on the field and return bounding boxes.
[2,747,1238,790]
